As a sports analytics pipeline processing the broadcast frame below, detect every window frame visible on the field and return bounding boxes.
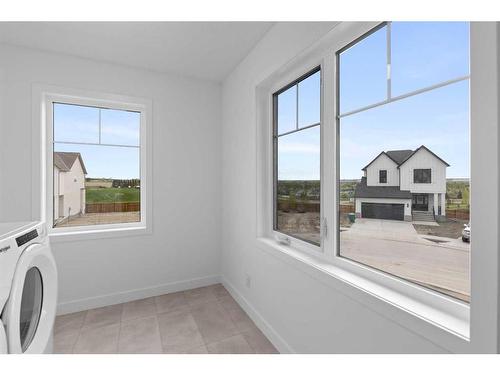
[414,168,432,184]
[32,85,153,242]
[255,22,492,350]
[272,66,322,248]
[334,21,470,329]
[379,169,388,183]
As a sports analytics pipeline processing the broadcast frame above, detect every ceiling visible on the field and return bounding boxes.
[0,22,274,82]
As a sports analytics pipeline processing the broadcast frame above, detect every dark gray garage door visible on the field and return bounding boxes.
[361,203,404,221]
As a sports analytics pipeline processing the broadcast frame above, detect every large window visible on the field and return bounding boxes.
[273,68,321,245]
[413,169,431,184]
[337,22,470,302]
[44,92,148,234]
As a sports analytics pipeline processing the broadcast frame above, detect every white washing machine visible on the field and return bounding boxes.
[0,222,58,354]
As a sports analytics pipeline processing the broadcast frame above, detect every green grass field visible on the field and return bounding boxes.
[86,188,140,203]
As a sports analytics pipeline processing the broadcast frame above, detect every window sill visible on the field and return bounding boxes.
[255,236,470,352]
[49,224,151,243]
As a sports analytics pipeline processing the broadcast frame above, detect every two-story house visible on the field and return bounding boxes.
[354,145,449,222]
[53,152,87,224]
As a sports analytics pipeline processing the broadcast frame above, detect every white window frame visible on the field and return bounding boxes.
[32,84,153,242]
[272,66,323,253]
[256,22,500,352]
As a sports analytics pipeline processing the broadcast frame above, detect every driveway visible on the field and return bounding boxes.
[347,218,421,242]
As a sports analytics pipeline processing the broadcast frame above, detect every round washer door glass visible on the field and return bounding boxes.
[19,267,43,352]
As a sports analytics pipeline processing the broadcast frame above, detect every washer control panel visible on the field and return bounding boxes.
[15,229,38,247]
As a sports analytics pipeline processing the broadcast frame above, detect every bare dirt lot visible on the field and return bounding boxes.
[55,211,140,227]
[413,219,468,239]
[277,211,320,244]
[339,213,353,228]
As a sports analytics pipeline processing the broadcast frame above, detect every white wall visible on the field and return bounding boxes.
[366,153,399,186]
[221,22,448,353]
[399,148,447,194]
[0,58,6,214]
[0,44,222,312]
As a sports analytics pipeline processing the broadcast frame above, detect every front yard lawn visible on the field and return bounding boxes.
[413,219,468,239]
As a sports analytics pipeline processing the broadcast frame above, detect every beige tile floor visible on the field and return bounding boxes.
[53,283,279,354]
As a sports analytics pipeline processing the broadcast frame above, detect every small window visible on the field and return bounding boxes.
[379,170,387,183]
[273,68,321,246]
[413,169,431,183]
[51,102,142,229]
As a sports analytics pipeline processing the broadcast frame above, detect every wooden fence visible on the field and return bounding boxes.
[340,204,355,214]
[86,202,140,213]
[277,200,469,220]
[446,208,470,221]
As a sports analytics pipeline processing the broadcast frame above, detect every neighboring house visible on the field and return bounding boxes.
[354,145,449,222]
[53,152,87,223]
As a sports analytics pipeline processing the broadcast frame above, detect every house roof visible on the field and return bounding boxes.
[361,145,450,171]
[397,145,450,168]
[354,177,412,199]
[385,149,414,165]
[54,152,88,174]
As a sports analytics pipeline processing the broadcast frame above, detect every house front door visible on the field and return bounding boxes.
[412,194,429,211]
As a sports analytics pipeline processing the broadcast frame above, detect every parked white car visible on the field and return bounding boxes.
[462,223,470,242]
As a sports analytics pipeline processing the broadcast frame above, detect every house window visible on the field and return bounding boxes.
[337,22,470,302]
[413,169,431,183]
[379,170,387,183]
[51,103,141,229]
[273,68,321,246]
[40,89,150,237]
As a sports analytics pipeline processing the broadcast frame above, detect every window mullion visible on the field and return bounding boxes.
[386,21,392,100]
[321,55,337,258]
[295,83,299,130]
[98,108,102,144]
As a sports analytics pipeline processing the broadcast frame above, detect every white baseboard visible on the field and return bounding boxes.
[57,274,221,315]
[221,276,294,354]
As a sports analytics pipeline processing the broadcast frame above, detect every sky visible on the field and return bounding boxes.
[277,21,470,181]
[53,103,140,179]
[53,22,469,181]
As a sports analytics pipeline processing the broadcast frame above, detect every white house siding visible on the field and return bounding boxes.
[399,147,447,194]
[53,166,60,219]
[366,153,399,186]
[60,159,86,217]
[355,197,412,220]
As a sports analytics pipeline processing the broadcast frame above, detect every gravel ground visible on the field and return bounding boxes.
[55,211,140,227]
[413,219,468,239]
[339,213,353,228]
[276,211,320,244]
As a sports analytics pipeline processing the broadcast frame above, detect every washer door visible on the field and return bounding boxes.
[4,242,57,353]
